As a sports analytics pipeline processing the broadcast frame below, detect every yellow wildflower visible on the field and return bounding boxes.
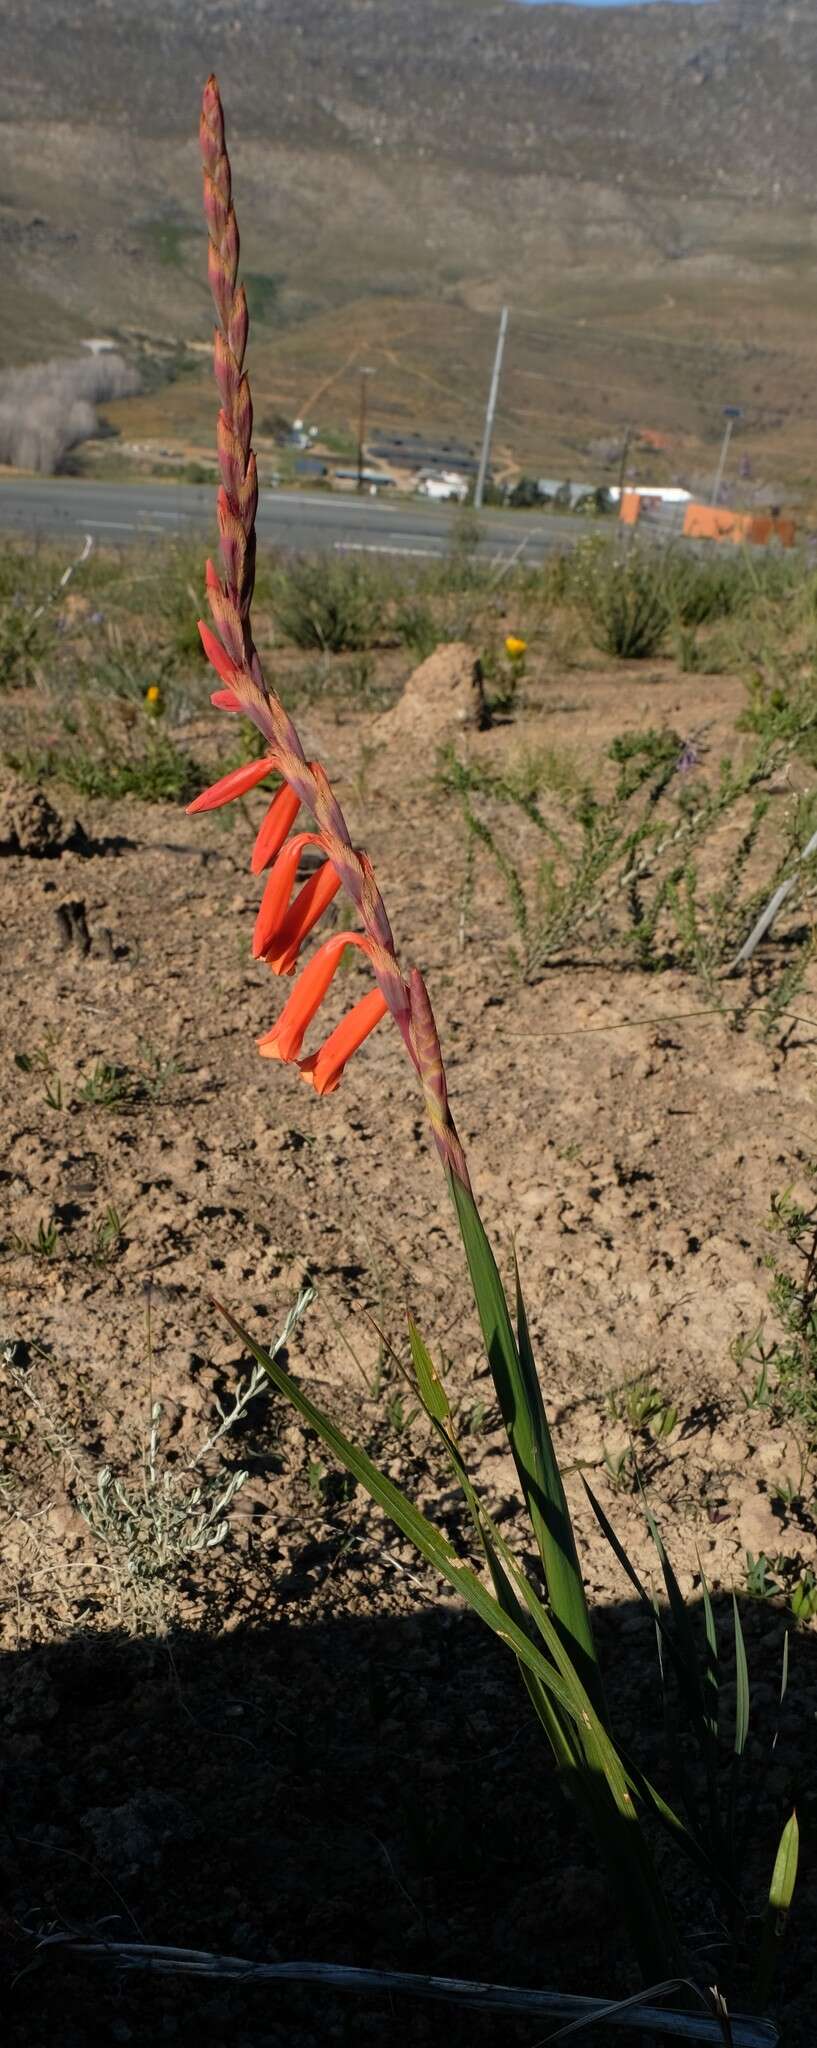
[505,634,527,660]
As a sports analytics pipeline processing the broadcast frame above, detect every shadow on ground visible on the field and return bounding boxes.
[2,1591,815,2048]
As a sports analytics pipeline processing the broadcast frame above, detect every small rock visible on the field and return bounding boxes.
[738,1491,786,1557]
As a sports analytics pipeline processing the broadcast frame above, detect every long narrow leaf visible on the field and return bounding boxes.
[754,1811,799,2008]
[407,1317,451,1424]
[219,1298,679,1979]
[732,1595,750,1757]
[215,1300,585,1726]
[449,1172,602,1713]
[425,1402,682,1978]
[516,1255,605,1717]
[726,1594,751,1883]
[407,1323,589,1785]
[699,1556,719,1742]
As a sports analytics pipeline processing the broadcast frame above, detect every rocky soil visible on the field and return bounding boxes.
[2,640,816,2046]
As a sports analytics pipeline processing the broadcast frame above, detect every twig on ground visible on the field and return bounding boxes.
[731,823,817,966]
[35,1936,777,2045]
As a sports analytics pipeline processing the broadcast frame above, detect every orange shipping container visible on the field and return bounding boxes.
[682,502,795,548]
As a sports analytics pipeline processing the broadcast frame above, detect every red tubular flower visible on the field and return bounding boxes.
[252,832,324,959]
[197,619,244,690]
[187,755,277,813]
[211,688,243,712]
[257,932,373,1064]
[264,859,343,976]
[251,783,303,874]
[298,988,389,1096]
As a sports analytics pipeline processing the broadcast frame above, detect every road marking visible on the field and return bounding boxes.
[333,541,440,559]
[76,518,137,531]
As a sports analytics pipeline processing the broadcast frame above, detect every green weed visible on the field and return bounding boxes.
[79,1061,132,1109]
[605,1376,679,1442]
[572,541,669,659]
[272,557,384,651]
[393,597,439,661]
[91,1204,127,1268]
[12,1217,61,1259]
[9,727,204,805]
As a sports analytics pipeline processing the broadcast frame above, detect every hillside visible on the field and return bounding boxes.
[2,0,817,486]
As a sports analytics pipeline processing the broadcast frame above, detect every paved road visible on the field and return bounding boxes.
[0,477,595,562]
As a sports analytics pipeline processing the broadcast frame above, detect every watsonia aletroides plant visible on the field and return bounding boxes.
[187,76,796,2000]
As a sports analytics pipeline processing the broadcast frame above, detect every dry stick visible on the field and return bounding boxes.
[731,822,817,967]
[37,1939,776,2046]
[30,532,94,620]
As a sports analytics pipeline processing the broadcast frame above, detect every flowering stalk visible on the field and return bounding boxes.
[194,75,469,1179]
[192,64,599,1655]
[188,78,690,1983]
[179,84,806,1999]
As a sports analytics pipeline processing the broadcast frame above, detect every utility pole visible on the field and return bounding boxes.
[711,405,742,508]
[616,424,632,501]
[356,366,374,492]
[474,305,508,511]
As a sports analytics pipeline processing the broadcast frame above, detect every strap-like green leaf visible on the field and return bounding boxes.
[217,1298,679,1980]
[768,1810,799,1913]
[732,1594,750,1757]
[407,1318,451,1424]
[449,1172,603,1717]
[698,1556,719,1742]
[215,1299,581,1725]
[407,1390,681,1979]
[754,1810,799,2008]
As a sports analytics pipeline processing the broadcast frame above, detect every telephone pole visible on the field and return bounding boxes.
[474,305,508,511]
[616,425,632,500]
[356,366,374,492]
[711,405,742,507]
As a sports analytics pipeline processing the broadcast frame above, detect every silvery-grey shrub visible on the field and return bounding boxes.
[0,353,138,473]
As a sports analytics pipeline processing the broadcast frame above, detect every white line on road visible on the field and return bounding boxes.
[75,520,171,536]
[76,518,137,531]
[333,541,440,558]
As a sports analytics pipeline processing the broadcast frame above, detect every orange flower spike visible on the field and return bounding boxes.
[257,932,372,1064]
[299,988,389,1097]
[250,783,303,874]
[253,832,323,960]
[264,858,343,976]
[187,755,277,814]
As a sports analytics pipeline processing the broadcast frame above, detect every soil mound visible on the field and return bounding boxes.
[0,775,85,858]
[377,641,489,745]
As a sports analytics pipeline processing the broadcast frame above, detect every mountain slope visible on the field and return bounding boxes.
[1,0,815,484]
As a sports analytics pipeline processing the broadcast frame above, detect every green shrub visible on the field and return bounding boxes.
[661,551,749,626]
[394,598,439,661]
[572,542,669,659]
[10,728,203,805]
[272,557,384,651]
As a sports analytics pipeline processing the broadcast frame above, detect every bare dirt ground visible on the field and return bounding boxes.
[2,633,816,2045]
